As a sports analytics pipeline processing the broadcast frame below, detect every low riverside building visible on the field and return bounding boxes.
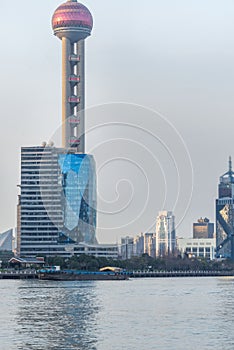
[9,257,45,268]
[177,238,216,260]
[72,243,119,259]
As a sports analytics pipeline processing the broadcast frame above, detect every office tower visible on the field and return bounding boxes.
[156,211,176,257]
[133,234,145,257]
[144,233,156,258]
[17,146,96,257]
[216,157,234,259]
[0,229,13,251]
[193,218,214,239]
[17,1,97,257]
[121,237,134,260]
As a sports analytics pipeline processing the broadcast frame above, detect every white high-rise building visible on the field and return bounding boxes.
[144,233,156,258]
[121,236,134,260]
[156,211,176,257]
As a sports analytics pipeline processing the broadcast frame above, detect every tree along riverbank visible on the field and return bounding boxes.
[43,254,234,274]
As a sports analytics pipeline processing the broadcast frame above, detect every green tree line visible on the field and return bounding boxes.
[45,254,234,272]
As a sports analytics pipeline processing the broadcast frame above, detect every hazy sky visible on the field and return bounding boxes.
[1,0,234,242]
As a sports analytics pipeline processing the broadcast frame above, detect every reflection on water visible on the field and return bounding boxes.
[16,281,98,350]
[0,281,98,350]
[1,278,234,350]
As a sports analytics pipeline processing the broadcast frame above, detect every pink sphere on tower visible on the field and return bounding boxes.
[52,0,93,42]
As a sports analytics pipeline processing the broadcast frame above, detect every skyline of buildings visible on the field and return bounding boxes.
[1,1,234,246]
[0,2,233,261]
[14,149,234,259]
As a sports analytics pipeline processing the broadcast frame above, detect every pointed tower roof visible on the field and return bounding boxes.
[220,156,234,184]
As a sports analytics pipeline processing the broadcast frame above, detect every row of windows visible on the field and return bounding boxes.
[21,228,59,232]
[21,209,59,213]
[22,159,57,163]
[21,223,60,226]
[21,216,62,219]
[21,241,57,245]
[21,234,58,238]
[21,248,64,252]
[186,242,212,246]
[186,247,211,253]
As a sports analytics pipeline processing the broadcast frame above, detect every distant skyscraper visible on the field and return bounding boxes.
[121,236,134,260]
[216,157,234,259]
[193,218,214,239]
[144,233,156,258]
[156,211,176,257]
[17,1,97,257]
[0,229,13,251]
[133,234,144,257]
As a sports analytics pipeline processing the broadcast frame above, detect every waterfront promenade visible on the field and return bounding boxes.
[0,270,37,279]
[129,270,234,278]
[0,269,233,279]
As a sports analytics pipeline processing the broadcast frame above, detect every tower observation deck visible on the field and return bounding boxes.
[52,0,93,151]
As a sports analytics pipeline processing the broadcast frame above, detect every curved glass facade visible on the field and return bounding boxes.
[58,153,97,244]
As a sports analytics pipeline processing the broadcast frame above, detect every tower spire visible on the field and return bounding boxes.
[229,156,232,173]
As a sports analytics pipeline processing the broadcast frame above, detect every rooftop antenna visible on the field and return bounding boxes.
[229,156,233,181]
[229,156,232,172]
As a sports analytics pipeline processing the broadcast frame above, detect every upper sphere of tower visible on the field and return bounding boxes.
[52,0,93,42]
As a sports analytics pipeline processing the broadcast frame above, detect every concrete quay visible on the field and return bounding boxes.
[0,271,38,279]
[129,270,234,278]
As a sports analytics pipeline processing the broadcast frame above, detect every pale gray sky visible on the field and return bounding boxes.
[0,0,234,242]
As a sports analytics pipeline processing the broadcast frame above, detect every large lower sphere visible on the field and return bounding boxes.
[52,1,93,41]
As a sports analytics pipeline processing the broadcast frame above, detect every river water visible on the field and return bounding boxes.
[0,277,234,350]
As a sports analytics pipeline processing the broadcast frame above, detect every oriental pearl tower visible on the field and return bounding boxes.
[52,0,93,152]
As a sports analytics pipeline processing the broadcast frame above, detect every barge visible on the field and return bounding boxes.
[38,269,129,281]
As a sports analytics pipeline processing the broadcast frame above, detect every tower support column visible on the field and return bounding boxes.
[62,37,72,149]
[77,40,85,153]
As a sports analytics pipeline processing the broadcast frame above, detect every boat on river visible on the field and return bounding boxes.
[38,268,129,281]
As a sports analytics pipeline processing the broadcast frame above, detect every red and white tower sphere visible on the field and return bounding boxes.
[52,0,93,151]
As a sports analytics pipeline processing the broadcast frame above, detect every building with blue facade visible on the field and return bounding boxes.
[17,146,97,257]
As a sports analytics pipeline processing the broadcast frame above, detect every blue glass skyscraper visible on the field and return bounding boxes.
[17,147,97,257]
